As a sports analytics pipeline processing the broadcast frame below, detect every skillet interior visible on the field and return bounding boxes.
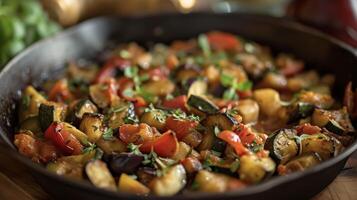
[0,13,356,200]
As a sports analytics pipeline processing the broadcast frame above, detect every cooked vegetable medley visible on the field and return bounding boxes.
[14,31,357,195]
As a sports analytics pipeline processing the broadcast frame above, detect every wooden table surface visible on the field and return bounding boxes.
[0,149,356,200]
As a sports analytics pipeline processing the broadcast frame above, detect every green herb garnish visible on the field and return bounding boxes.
[102,128,114,141]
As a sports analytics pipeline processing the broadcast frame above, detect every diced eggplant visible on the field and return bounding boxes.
[187,95,219,114]
[325,120,345,135]
[67,62,98,83]
[79,113,104,143]
[265,129,299,164]
[118,173,150,195]
[140,108,167,131]
[187,79,207,97]
[182,130,203,148]
[149,164,186,196]
[107,102,136,129]
[67,99,98,123]
[238,154,276,184]
[299,133,337,160]
[85,160,116,191]
[109,153,144,175]
[288,102,315,124]
[202,113,238,132]
[281,153,322,175]
[137,167,157,186]
[141,79,175,97]
[62,122,89,145]
[96,138,127,154]
[19,86,47,122]
[39,102,66,131]
[89,83,118,108]
[20,116,41,135]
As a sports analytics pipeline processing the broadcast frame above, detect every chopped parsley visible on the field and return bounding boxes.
[170,109,200,121]
[21,95,30,109]
[82,143,96,154]
[102,128,114,141]
[128,143,142,155]
[198,34,211,57]
[229,159,240,173]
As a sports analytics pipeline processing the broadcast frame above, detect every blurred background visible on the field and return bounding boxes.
[0,0,356,68]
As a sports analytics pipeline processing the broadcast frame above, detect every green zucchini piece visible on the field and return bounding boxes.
[299,133,336,160]
[187,95,219,114]
[19,86,46,122]
[238,154,276,183]
[79,113,104,143]
[325,120,345,135]
[20,116,41,135]
[85,160,116,191]
[39,102,66,131]
[288,102,315,124]
[265,129,299,164]
[282,153,322,174]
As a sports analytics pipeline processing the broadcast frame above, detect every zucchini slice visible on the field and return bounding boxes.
[299,133,336,160]
[288,102,315,124]
[39,102,66,131]
[238,154,276,183]
[19,86,47,122]
[20,116,41,135]
[265,129,299,164]
[187,95,219,114]
[282,153,322,175]
[325,120,345,135]
[79,113,104,143]
[85,160,116,191]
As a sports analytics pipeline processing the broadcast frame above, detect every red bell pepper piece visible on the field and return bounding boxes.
[139,130,179,158]
[162,95,188,111]
[217,130,249,156]
[295,123,321,135]
[234,124,263,146]
[48,79,73,102]
[165,116,198,140]
[44,122,83,155]
[95,56,130,83]
[206,31,241,51]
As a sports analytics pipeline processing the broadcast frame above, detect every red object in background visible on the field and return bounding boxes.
[288,0,357,47]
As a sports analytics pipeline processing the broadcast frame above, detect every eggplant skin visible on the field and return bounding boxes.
[202,112,238,132]
[108,153,144,175]
[265,129,299,164]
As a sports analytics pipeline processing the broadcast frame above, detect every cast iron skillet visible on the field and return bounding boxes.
[0,13,356,200]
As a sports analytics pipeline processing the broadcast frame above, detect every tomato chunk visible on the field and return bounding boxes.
[162,95,187,111]
[217,130,249,156]
[95,56,130,83]
[119,123,154,144]
[44,122,83,155]
[295,123,321,135]
[207,31,241,51]
[48,79,73,102]
[165,116,198,140]
[140,130,179,157]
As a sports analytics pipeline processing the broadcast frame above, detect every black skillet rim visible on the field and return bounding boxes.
[0,12,356,200]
